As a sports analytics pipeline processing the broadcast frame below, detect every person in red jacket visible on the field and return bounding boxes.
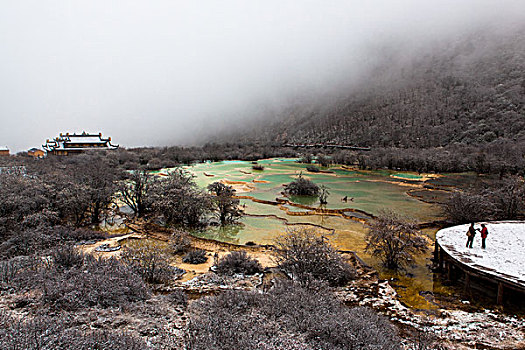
[479,223,489,249]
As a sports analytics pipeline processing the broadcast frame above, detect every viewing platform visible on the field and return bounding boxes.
[435,221,525,305]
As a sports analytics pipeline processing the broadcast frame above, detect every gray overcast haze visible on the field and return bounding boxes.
[1,0,524,152]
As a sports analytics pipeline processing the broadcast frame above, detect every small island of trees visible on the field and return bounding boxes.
[284,173,320,197]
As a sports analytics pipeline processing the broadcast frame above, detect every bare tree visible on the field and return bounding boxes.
[170,229,191,254]
[299,153,313,164]
[51,177,92,227]
[318,185,329,205]
[207,182,243,225]
[488,175,525,219]
[151,169,212,227]
[443,191,494,224]
[316,154,330,167]
[365,210,428,270]
[70,154,120,224]
[0,174,49,235]
[443,176,525,224]
[442,191,493,224]
[118,168,156,217]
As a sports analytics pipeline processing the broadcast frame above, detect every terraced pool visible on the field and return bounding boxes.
[162,159,454,308]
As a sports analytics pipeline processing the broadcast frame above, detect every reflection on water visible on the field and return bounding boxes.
[193,224,244,245]
[289,195,318,206]
[174,159,457,309]
[97,211,130,235]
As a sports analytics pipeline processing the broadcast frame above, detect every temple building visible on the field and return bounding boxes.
[43,132,119,156]
[0,146,9,156]
[27,148,45,158]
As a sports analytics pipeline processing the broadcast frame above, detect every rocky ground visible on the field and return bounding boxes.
[175,252,525,349]
[336,273,525,349]
[3,226,523,349]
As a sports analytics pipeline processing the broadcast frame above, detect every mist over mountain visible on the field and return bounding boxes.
[211,25,525,149]
[2,1,525,152]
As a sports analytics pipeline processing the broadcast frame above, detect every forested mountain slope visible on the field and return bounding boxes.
[234,28,525,149]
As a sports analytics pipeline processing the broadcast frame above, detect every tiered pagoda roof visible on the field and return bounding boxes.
[43,132,119,155]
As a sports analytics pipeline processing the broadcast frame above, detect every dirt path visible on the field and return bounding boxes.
[77,232,141,257]
[78,223,278,282]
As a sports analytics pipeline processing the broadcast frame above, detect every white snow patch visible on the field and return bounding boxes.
[436,221,525,286]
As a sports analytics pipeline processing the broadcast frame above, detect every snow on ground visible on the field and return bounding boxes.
[338,280,525,349]
[436,221,525,286]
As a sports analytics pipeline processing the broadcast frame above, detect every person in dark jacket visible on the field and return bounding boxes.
[478,223,489,249]
[466,223,476,248]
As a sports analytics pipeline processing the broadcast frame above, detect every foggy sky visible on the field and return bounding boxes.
[1,1,524,152]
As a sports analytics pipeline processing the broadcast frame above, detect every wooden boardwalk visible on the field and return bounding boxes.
[282,143,371,151]
[435,222,525,305]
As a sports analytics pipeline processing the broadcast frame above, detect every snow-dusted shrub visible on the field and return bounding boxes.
[170,230,191,254]
[121,241,182,284]
[0,226,105,260]
[273,228,355,286]
[187,281,400,350]
[41,255,149,310]
[167,289,188,307]
[0,311,147,350]
[215,251,262,276]
[183,250,208,264]
[51,245,84,270]
[0,256,37,284]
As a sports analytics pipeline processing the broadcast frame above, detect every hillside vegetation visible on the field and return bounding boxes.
[256,28,525,149]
